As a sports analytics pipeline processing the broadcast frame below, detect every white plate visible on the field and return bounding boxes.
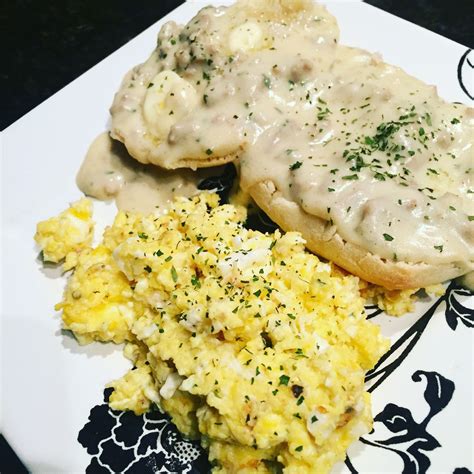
[2,1,473,473]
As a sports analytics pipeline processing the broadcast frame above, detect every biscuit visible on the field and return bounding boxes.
[249,180,469,289]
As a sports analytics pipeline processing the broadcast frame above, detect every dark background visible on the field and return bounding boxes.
[2,0,473,130]
[1,0,473,471]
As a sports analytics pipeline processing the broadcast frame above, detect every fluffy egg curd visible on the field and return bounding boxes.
[37,193,390,473]
[34,198,94,270]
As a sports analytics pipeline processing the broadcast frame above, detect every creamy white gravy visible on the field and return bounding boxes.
[110,1,339,166]
[230,44,474,267]
[77,133,218,213]
[108,1,473,272]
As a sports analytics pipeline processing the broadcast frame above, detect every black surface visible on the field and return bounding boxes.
[1,0,472,471]
[0,435,29,473]
[365,0,474,48]
[2,0,185,130]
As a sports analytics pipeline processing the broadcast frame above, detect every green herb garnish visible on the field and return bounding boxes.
[289,161,302,171]
[171,266,178,282]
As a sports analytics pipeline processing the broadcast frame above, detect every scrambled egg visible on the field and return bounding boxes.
[359,281,445,316]
[45,193,390,473]
[34,198,93,269]
[55,245,139,344]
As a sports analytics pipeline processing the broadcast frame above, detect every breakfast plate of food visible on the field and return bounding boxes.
[2,0,473,472]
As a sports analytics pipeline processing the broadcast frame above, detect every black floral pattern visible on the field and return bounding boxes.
[365,282,473,392]
[445,285,474,330]
[458,49,473,100]
[197,165,279,233]
[364,304,384,319]
[197,164,237,203]
[78,389,210,473]
[360,371,455,474]
[345,282,473,473]
[244,208,279,233]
